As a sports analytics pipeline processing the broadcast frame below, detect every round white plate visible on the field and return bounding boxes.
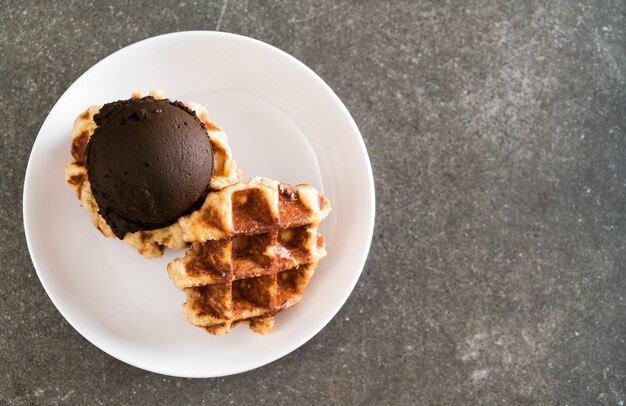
[23,31,374,378]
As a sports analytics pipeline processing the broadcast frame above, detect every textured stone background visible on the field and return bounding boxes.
[1,1,624,404]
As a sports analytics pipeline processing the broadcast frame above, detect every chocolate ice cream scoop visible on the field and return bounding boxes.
[86,96,213,238]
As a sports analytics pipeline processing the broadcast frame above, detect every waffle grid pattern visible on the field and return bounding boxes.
[168,178,331,334]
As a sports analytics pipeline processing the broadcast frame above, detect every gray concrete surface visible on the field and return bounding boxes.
[1,1,625,404]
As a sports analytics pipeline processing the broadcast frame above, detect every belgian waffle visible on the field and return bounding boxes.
[168,177,331,334]
[179,177,331,242]
[64,90,241,258]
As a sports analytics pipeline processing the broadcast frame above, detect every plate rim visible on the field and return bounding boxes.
[22,30,376,378]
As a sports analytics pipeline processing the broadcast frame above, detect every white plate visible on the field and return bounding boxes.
[23,31,375,378]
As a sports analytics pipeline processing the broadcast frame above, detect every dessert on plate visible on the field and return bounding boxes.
[64,91,331,334]
[65,91,240,258]
[168,177,331,334]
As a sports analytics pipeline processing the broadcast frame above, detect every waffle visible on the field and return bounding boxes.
[64,90,241,258]
[168,177,331,334]
[179,177,331,242]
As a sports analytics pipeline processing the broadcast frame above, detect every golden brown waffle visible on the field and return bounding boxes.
[64,90,241,258]
[168,178,331,334]
[179,177,331,242]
